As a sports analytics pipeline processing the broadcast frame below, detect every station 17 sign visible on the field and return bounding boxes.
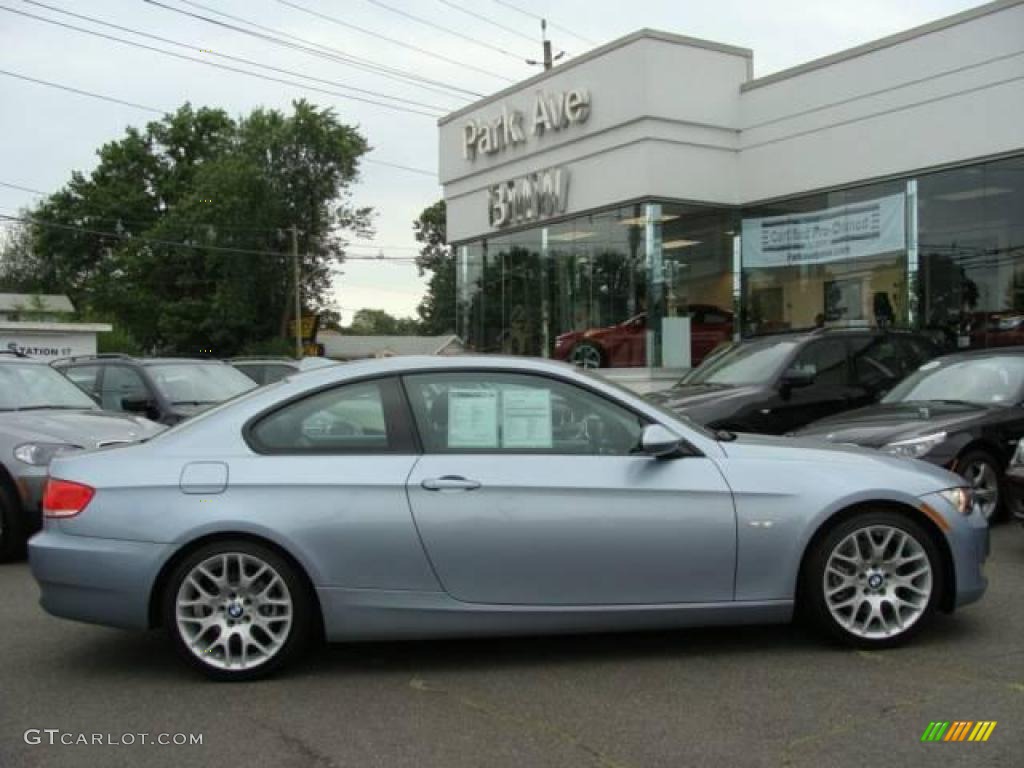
[2,333,96,359]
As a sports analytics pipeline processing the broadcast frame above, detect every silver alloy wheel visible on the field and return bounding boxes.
[175,552,293,671]
[570,344,603,369]
[961,458,999,520]
[823,525,933,640]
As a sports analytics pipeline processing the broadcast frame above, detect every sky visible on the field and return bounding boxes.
[0,0,987,324]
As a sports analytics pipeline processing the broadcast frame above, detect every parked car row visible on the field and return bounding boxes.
[646,327,1024,522]
[0,351,330,560]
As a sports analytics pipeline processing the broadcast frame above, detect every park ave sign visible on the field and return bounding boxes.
[462,89,591,161]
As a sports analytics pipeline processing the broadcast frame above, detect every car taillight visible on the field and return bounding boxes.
[42,478,95,518]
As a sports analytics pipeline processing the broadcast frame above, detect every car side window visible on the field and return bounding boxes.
[849,336,905,391]
[403,372,647,456]
[101,366,150,411]
[62,365,102,399]
[249,378,409,453]
[788,340,848,387]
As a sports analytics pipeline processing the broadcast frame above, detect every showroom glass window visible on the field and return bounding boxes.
[917,155,1024,350]
[455,202,736,370]
[740,179,909,336]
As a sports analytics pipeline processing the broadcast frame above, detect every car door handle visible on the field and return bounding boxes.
[421,476,481,492]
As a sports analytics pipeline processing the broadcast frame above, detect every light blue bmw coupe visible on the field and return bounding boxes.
[29,356,989,680]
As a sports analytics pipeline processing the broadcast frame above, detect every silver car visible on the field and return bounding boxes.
[0,353,163,561]
[29,356,989,680]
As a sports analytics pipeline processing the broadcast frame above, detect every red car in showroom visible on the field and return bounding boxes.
[554,305,734,368]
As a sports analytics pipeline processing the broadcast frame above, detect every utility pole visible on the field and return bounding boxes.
[291,224,302,359]
[542,19,552,70]
[526,19,565,71]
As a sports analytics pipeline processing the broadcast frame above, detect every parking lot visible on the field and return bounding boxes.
[0,525,1018,768]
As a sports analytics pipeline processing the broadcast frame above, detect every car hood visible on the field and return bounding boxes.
[719,432,963,491]
[647,383,762,411]
[0,409,164,447]
[792,401,993,447]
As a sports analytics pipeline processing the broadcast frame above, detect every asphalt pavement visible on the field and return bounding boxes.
[1,526,1021,768]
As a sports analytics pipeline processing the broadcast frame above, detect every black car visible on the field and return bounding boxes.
[53,354,257,426]
[794,348,1024,521]
[646,328,940,435]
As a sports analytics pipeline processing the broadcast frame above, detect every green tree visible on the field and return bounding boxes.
[346,308,420,335]
[414,200,456,335]
[4,101,371,356]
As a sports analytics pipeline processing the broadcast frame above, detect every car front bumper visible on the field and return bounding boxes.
[28,524,169,630]
[920,492,990,609]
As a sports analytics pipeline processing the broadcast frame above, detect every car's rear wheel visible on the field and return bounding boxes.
[569,341,605,369]
[0,483,24,563]
[957,450,1002,522]
[803,511,943,648]
[163,540,314,681]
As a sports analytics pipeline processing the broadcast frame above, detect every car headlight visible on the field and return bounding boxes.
[13,442,81,466]
[881,432,947,459]
[937,486,974,516]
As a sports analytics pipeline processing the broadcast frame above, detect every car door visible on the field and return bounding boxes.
[756,338,859,433]
[402,370,736,606]
[240,376,437,590]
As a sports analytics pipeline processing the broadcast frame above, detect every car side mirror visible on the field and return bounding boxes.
[121,395,155,415]
[781,368,816,390]
[641,424,686,459]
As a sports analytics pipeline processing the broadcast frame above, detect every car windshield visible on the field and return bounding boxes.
[681,339,800,386]
[147,363,257,405]
[0,362,99,411]
[884,356,1024,406]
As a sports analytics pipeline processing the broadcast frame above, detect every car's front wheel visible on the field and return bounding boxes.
[569,341,605,369]
[803,512,943,648]
[164,540,315,681]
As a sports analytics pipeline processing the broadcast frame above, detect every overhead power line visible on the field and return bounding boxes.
[169,0,481,100]
[491,0,598,46]
[23,1,447,114]
[0,180,47,196]
[0,67,164,113]
[357,0,531,61]
[275,0,515,83]
[435,0,549,47]
[0,213,419,262]
[0,68,438,178]
[1,4,443,118]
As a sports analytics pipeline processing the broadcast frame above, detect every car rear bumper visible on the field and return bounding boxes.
[28,526,167,630]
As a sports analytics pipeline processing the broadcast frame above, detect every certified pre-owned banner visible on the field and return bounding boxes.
[742,193,906,268]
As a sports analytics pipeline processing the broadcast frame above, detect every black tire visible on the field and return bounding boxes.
[956,449,1004,523]
[569,341,606,369]
[163,540,315,681]
[801,510,945,649]
[0,482,25,563]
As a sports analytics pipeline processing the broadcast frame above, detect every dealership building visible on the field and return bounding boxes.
[438,0,1024,383]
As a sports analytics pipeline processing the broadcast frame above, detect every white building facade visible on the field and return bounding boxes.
[439,0,1024,374]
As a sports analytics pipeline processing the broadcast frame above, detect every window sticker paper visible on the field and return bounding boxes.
[501,388,553,448]
[447,389,499,448]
